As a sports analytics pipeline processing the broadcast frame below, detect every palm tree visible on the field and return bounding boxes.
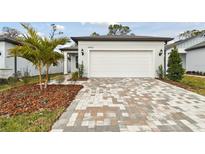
[41,37,67,88]
[10,23,68,90]
[10,23,44,90]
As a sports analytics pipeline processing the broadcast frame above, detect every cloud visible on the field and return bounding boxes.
[81,22,119,26]
[37,32,45,37]
[55,25,65,30]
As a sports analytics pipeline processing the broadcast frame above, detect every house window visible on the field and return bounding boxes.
[75,56,78,69]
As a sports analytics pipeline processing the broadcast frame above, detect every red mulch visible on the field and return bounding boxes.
[0,84,83,116]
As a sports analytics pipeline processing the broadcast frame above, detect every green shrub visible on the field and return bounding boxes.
[22,69,30,84]
[0,78,8,84]
[167,46,185,81]
[71,71,79,81]
[8,76,19,85]
[22,77,30,84]
[156,65,164,79]
[78,62,84,78]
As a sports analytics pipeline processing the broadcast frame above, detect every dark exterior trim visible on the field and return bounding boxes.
[0,37,21,45]
[71,35,173,43]
[14,55,17,77]
[60,46,78,51]
[164,41,167,75]
[185,41,205,51]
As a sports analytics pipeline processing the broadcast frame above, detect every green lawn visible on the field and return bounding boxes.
[0,108,64,132]
[180,75,205,96]
[0,73,64,92]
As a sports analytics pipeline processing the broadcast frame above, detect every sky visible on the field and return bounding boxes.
[0,22,205,40]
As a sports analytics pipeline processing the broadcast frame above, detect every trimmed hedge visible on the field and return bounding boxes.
[186,71,205,76]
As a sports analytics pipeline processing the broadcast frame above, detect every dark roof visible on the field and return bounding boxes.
[0,36,21,45]
[59,46,78,51]
[165,33,205,50]
[185,41,205,51]
[71,35,173,43]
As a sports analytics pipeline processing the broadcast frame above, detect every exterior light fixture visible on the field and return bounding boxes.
[0,52,1,56]
[159,49,163,56]
[81,49,84,56]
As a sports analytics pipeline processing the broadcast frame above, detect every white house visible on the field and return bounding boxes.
[165,33,205,72]
[0,36,65,79]
[60,35,172,78]
[185,41,205,72]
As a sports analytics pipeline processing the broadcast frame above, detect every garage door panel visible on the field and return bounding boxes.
[90,50,153,77]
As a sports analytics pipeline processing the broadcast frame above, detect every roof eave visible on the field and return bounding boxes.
[185,46,205,51]
[0,38,21,45]
[71,37,173,43]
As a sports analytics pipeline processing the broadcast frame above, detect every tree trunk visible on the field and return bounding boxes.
[38,65,43,90]
[44,64,50,89]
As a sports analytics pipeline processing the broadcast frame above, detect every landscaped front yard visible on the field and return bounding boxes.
[162,75,205,96]
[0,77,83,132]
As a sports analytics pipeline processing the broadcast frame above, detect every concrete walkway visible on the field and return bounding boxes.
[52,78,205,132]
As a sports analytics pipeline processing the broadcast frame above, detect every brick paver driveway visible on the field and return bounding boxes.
[52,78,205,132]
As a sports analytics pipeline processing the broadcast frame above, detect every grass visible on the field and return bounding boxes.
[0,73,64,92]
[0,108,64,132]
[162,75,205,96]
[180,75,205,96]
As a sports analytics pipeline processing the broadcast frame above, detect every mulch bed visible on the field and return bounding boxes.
[0,84,83,116]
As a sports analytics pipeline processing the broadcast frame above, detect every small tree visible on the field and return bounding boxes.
[2,27,21,38]
[107,24,131,36]
[49,24,64,39]
[167,47,184,81]
[41,37,68,88]
[90,32,100,36]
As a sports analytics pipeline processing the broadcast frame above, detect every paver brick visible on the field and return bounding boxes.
[52,78,205,132]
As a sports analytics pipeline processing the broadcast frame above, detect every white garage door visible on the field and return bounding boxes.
[89,50,154,77]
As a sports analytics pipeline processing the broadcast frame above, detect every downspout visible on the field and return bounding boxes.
[164,41,167,75]
[14,55,17,77]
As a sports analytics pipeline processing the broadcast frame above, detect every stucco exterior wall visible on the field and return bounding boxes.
[77,41,165,77]
[186,48,205,72]
[0,42,5,69]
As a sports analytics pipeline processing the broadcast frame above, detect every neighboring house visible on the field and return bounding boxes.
[60,35,172,78]
[185,41,205,72]
[165,33,205,72]
[0,36,64,79]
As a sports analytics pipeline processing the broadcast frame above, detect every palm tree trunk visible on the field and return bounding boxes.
[38,65,43,90]
[44,64,50,89]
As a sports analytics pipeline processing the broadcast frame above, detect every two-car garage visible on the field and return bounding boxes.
[89,50,154,77]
